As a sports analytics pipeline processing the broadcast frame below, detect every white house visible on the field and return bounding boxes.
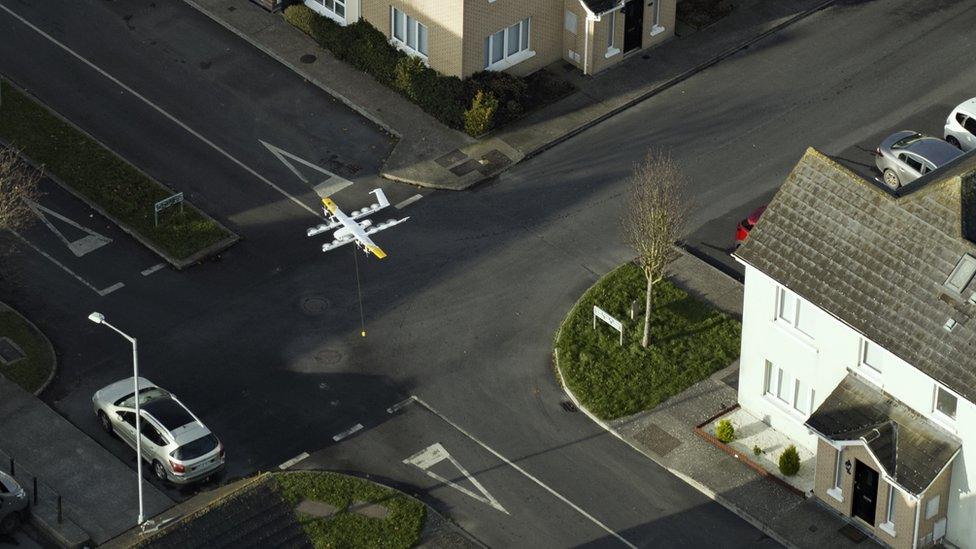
[734,147,976,549]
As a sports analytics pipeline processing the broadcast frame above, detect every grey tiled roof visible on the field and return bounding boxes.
[579,0,624,15]
[806,374,960,495]
[735,147,976,403]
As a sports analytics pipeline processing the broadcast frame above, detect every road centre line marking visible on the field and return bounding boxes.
[10,230,124,297]
[278,451,310,470]
[409,396,638,549]
[394,194,423,210]
[141,263,165,276]
[332,423,364,442]
[0,2,319,218]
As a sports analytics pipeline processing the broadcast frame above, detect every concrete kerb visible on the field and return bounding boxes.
[0,80,240,270]
[517,0,837,164]
[0,302,58,397]
[551,254,795,549]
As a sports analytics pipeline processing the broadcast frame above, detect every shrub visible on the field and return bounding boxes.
[779,445,801,476]
[468,71,527,125]
[464,91,499,137]
[283,5,315,34]
[715,419,734,443]
[753,445,762,456]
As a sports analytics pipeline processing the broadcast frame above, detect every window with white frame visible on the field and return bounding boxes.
[606,11,616,52]
[391,7,428,57]
[776,286,812,337]
[859,338,882,375]
[763,360,808,413]
[308,0,345,21]
[484,17,531,69]
[934,386,958,421]
[833,448,843,489]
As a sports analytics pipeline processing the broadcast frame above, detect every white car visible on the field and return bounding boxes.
[944,98,976,151]
[92,377,225,485]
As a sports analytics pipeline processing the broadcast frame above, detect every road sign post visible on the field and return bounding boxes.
[154,192,184,227]
[593,305,624,346]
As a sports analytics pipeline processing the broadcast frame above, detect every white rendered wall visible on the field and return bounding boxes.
[737,263,976,546]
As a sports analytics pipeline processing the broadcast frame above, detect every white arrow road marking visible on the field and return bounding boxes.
[404,442,509,514]
[25,199,111,257]
[259,140,353,198]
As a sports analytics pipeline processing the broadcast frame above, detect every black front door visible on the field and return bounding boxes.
[623,0,644,52]
[852,460,880,525]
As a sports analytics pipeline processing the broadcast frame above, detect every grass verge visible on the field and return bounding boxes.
[276,471,426,549]
[0,307,54,393]
[555,262,741,420]
[0,80,231,261]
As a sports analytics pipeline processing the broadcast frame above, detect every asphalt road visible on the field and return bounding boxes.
[2,0,975,546]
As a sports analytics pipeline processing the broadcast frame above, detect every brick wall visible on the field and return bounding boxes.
[361,0,466,77]
[561,2,587,69]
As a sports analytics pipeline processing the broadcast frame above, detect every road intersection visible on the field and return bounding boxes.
[2,0,976,546]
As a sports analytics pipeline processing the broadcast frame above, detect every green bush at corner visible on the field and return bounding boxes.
[464,91,499,137]
[715,419,735,443]
[555,263,741,420]
[283,5,574,136]
[275,471,426,549]
[779,445,800,476]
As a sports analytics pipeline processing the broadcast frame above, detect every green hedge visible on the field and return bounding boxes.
[0,81,231,260]
[284,5,574,136]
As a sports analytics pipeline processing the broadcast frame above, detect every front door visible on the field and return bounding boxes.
[623,0,644,52]
[852,460,880,525]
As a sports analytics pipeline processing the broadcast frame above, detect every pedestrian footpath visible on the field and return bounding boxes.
[557,251,880,549]
[0,373,172,546]
[183,0,832,190]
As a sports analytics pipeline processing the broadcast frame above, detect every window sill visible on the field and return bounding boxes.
[770,320,818,354]
[762,393,808,420]
[826,487,844,503]
[486,49,535,72]
[605,47,620,59]
[879,522,896,537]
[390,39,429,64]
[650,25,666,36]
[305,1,347,26]
[930,410,958,434]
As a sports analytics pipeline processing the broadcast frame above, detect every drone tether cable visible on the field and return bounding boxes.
[353,245,367,337]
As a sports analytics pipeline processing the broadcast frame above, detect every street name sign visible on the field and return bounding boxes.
[593,305,623,346]
[154,192,184,227]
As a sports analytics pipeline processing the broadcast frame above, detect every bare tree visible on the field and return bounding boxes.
[0,148,40,234]
[622,150,688,348]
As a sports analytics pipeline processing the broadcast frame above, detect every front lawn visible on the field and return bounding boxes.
[275,471,426,549]
[0,307,55,393]
[555,263,741,420]
[0,81,232,261]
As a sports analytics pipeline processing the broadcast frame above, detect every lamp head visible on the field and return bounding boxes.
[88,312,106,325]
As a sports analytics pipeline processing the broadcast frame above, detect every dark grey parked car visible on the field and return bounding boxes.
[0,471,28,535]
[875,130,963,190]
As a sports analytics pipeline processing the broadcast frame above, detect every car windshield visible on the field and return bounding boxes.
[171,434,218,461]
[891,134,923,150]
[115,387,170,408]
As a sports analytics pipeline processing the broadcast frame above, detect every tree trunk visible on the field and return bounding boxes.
[642,271,655,348]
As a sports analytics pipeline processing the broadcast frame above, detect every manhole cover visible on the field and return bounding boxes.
[300,54,317,64]
[0,338,25,365]
[560,401,578,412]
[315,349,342,365]
[300,296,331,316]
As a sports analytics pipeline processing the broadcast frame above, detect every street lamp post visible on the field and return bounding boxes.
[88,312,144,525]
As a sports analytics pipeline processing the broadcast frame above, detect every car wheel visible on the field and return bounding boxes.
[947,135,961,149]
[0,512,20,535]
[153,461,168,482]
[97,411,113,435]
[882,169,900,190]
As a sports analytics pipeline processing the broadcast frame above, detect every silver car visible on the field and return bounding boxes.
[92,377,225,485]
[875,131,963,190]
[944,97,976,151]
[0,471,28,535]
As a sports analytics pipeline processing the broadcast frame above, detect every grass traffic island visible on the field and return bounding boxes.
[0,80,234,263]
[0,304,55,394]
[276,471,427,549]
[555,262,741,420]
